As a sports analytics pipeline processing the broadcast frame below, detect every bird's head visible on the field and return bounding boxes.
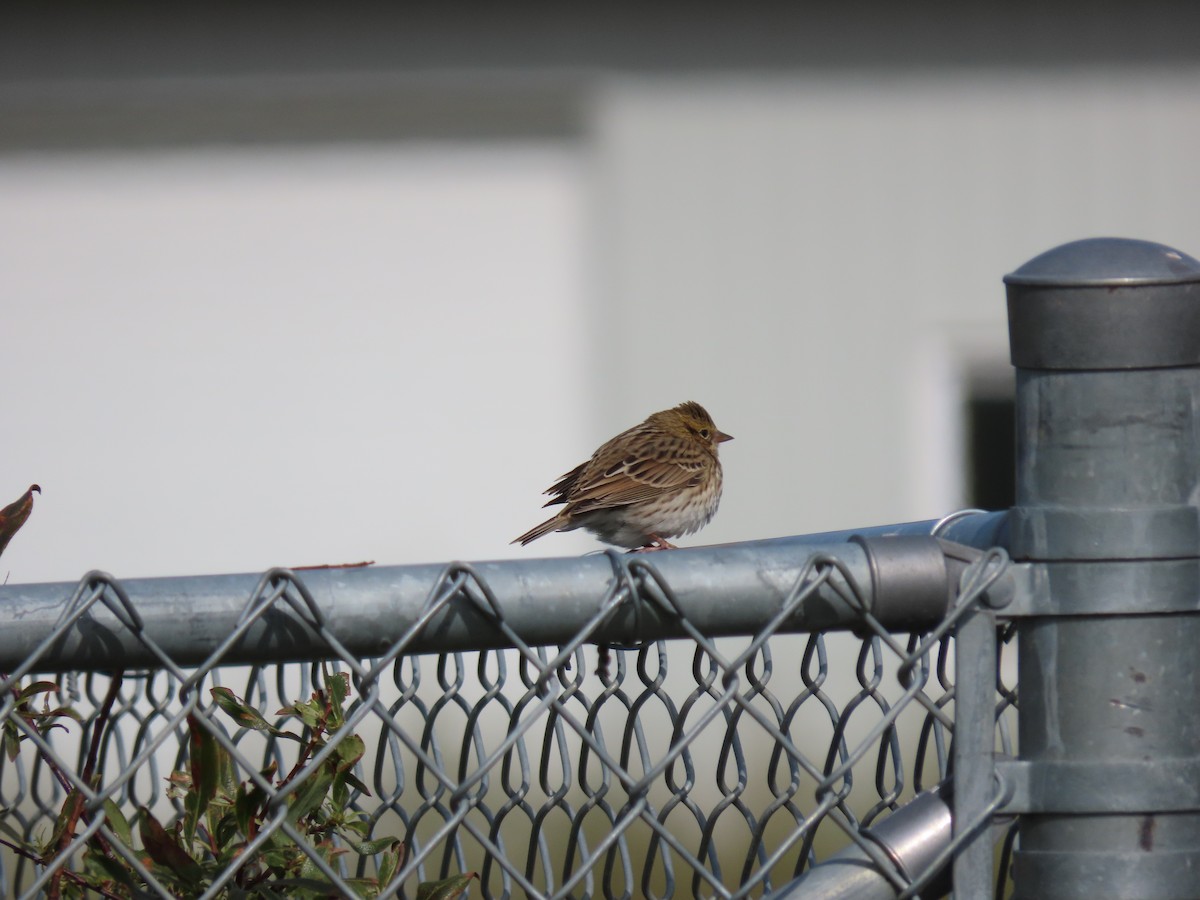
[662,401,733,452]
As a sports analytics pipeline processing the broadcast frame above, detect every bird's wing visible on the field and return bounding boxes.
[564,432,704,513]
[541,461,588,507]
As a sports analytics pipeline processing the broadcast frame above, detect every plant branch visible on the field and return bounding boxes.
[46,670,124,900]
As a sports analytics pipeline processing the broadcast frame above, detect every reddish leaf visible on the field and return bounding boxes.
[0,484,39,559]
[137,806,202,884]
[286,766,333,826]
[212,687,270,732]
[101,797,134,848]
[328,671,350,711]
[3,723,19,762]
[17,680,60,702]
[39,706,84,724]
[334,734,365,773]
[417,872,478,900]
[184,714,220,847]
[376,840,406,887]
[234,780,266,839]
[47,787,84,851]
[212,687,299,742]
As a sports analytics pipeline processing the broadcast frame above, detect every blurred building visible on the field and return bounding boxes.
[3,4,1200,578]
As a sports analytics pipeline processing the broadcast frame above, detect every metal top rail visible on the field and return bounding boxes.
[0,512,1008,673]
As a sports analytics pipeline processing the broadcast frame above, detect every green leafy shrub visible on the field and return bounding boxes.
[11,670,474,899]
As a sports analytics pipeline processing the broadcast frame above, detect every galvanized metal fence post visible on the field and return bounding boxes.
[952,599,999,899]
[1003,238,1200,898]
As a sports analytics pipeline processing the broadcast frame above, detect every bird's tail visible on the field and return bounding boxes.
[512,514,566,546]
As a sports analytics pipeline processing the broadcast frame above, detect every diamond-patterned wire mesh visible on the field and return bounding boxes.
[1,549,1016,898]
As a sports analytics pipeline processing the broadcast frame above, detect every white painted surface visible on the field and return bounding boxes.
[1,144,589,580]
[4,67,1200,584]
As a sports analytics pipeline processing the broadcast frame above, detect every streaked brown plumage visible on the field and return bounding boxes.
[513,402,732,550]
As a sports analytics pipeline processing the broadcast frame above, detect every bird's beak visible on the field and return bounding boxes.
[717,431,733,443]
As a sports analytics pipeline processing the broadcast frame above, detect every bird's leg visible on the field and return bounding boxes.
[630,534,677,552]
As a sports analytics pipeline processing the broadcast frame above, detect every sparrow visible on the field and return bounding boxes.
[514,402,731,550]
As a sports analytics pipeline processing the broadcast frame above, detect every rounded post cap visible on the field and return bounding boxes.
[1005,238,1200,369]
[1004,237,1200,287]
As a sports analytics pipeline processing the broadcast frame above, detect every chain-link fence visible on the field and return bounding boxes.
[1,516,1020,899]
[1,519,1016,899]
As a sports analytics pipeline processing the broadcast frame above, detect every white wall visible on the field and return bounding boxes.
[4,66,1200,586]
[1,144,590,581]
[589,68,1200,539]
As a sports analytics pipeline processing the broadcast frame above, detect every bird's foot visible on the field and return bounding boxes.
[629,534,677,552]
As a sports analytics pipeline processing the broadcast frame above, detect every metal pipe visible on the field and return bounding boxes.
[0,516,1006,673]
[763,786,954,899]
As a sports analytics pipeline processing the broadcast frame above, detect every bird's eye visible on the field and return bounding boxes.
[699,428,711,439]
